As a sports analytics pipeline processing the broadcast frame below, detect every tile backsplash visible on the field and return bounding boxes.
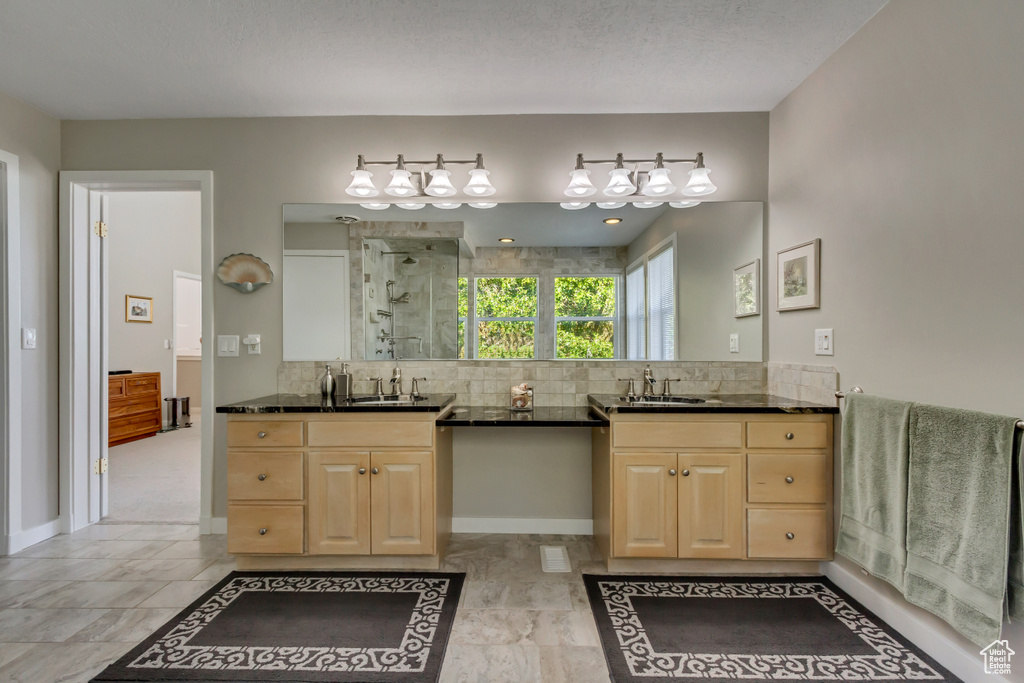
[766,361,839,407]
[279,360,768,407]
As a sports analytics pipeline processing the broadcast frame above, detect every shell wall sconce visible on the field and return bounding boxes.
[217,253,274,293]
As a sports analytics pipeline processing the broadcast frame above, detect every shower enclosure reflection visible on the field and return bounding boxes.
[362,238,459,359]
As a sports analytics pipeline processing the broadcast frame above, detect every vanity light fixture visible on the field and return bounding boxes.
[603,217,623,225]
[434,201,462,209]
[394,202,426,210]
[596,201,626,210]
[359,203,390,210]
[565,151,717,201]
[669,200,701,209]
[468,202,497,209]
[345,153,496,200]
[632,201,664,209]
[498,237,515,243]
[560,201,590,210]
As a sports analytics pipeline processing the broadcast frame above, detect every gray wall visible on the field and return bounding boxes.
[627,202,764,361]
[768,0,1024,673]
[60,113,769,519]
[0,89,61,532]
[107,191,201,411]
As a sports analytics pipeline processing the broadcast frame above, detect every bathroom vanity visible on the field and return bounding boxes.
[220,394,455,570]
[588,394,835,573]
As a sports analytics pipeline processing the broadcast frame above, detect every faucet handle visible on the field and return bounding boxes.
[411,377,426,398]
[367,377,384,395]
[661,378,681,396]
[617,378,637,399]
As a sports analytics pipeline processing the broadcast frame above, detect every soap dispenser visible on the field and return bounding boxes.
[336,362,352,400]
[319,364,335,399]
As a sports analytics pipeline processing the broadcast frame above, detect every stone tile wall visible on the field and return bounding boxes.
[280,360,768,407]
[766,361,839,407]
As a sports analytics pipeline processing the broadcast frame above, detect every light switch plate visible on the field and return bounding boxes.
[729,333,739,353]
[815,328,834,356]
[218,335,239,357]
[21,328,37,350]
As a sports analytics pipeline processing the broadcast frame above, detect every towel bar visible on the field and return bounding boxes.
[835,387,1023,429]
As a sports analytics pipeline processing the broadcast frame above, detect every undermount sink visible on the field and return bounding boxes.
[347,394,428,406]
[619,395,706,405]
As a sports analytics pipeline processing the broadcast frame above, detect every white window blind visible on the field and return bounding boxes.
[626,265,645,360]
[647,246,675,360]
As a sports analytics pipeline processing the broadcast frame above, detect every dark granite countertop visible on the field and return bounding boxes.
[216,393,456,414]
[587,393,838,414]
[439,406,604,427]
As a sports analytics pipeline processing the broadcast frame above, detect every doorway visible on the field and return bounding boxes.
[58,171,215,536]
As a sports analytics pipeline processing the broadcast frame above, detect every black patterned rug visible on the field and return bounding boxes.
[583,575,961,682]
[91,571,464,682]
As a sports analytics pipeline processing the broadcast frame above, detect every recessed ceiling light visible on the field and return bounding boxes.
[603,217,623,225]
[498,237,515,243]
[334,215,360,223]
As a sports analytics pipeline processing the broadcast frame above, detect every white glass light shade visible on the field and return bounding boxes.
[603,168,636,197]
[359,202,390,210]
[424,169,457,197]
[395,202,425,210]
[632,201,664,209]
[643,168,676,197]
[384,169,418,197]
[669,200,701,209]
[345,169,379,197]
[596,201,627,209]
[682,167,717,196]
[468,202,497,209]
[564,169,597,197]
[464,168,496,196]
[434,202,462,209]
[560,202,590,210]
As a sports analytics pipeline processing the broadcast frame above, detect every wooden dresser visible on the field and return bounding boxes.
[108,372,162,446]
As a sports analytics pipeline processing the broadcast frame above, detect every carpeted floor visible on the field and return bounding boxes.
[90,571,465,682]
[583,575,961,682]
[106,415,201,524]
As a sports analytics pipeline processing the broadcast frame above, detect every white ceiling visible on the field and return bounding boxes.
[0,0,886,120]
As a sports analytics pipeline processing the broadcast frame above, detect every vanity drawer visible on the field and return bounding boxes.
[227,504,304,554]
[613,421,742,449]
[307,421,433,448]
[746,421,828,449]
[228,452,304,501]
[747,509,828,559]
[747,453,828,504]
[227,420,304,448]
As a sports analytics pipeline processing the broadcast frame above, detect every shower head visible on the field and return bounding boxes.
[382,251,416,265]
[401,255,418,265]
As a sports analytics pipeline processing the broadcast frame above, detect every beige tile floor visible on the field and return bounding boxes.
[0,527,612,682]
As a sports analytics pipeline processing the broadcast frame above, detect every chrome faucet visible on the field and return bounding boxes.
[367,377,385,397]
[411,377,426,398]
[642,364,656,397]
[389,367,403,396]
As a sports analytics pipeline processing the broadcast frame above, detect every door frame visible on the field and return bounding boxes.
[0,149,21,554]
[59,170,215,534]
[171,270,202,399]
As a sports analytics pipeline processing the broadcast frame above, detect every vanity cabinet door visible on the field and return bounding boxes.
[308,451,371,555]
[370,451,435,556]
[612,452,678,558]
[677,454,745,559]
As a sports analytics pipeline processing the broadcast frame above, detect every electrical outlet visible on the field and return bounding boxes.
[815,328,834,356]
[243,333,261,355]
[729,333,739,353]
[21,328,37,350]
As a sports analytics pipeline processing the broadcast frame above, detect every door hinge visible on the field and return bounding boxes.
[93,458,108,474]
[93,221,108,238]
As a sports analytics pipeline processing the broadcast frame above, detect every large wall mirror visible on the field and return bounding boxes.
[282,201,764,362]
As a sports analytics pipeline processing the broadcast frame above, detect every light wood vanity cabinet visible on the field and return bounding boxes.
[594,412,833,571]
[226,412,452,569]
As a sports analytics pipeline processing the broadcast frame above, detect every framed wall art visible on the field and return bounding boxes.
[733,259,760,317]
[777,239,820,311]
[126,295,153,323]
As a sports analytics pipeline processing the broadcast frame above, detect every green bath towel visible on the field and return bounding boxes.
[835,392,912,592]
[1009,434,1023,621]
[904,403,1019,647]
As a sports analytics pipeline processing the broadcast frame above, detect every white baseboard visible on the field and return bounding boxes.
[452,517,593,535]
[3,518,62,555]
[822,561,1004,683]
[200,516,227,535]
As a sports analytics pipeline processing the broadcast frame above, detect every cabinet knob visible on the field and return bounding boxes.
[785,432,794,440]
[257,431,267,439]
[681,469,690,477]
[371,467,379,475]
[786,532,795,540]
[259,528,268,535]
[785,476,794,484]
[669,469,677,476]
[358,467,366,475]
[257,473,267,481]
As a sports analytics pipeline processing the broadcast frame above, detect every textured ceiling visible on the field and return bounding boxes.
[0,0,886,120]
